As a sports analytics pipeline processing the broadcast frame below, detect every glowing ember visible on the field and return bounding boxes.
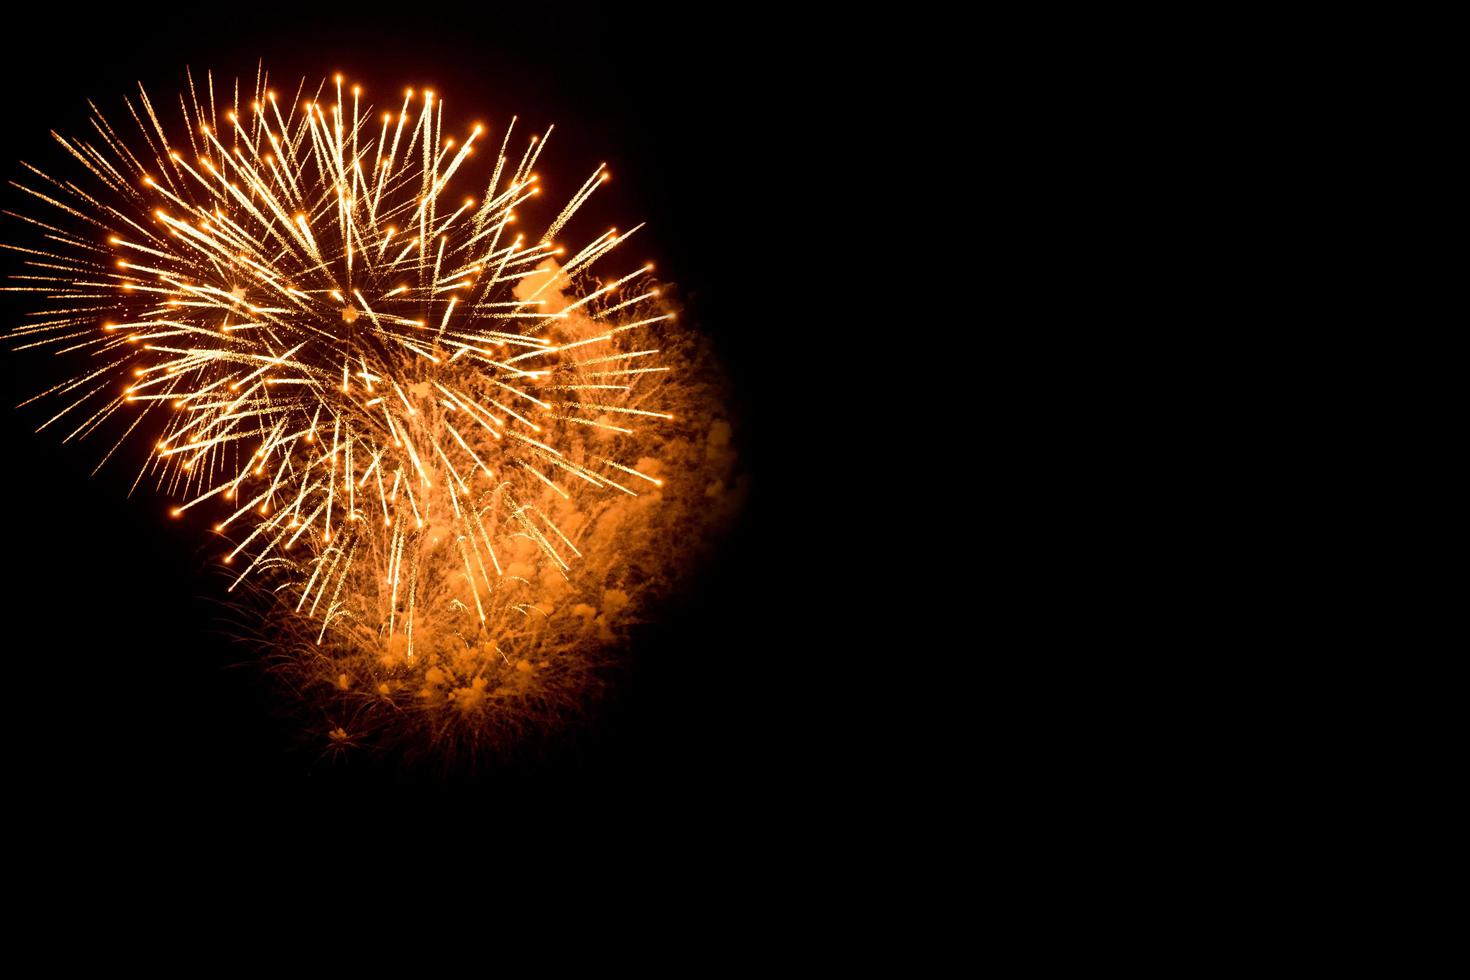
[1,70,737,763]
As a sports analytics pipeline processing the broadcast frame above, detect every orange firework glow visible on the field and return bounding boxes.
[2,70,740,765]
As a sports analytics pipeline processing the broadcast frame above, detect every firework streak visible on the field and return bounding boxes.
[3,71,674,664]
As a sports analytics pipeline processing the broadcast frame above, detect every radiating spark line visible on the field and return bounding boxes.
[4,70,676,662]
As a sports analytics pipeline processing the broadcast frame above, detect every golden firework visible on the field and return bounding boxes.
[2,70,723,760]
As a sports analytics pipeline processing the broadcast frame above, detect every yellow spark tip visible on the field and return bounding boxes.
[170,507,182,518]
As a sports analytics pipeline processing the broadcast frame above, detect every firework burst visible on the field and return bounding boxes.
[2,68,735,765]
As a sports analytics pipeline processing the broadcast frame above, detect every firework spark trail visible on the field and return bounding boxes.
[3,70,675,659]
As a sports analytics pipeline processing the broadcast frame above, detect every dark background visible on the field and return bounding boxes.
[0,9,845,836]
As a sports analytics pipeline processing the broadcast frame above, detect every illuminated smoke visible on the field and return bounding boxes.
[3,69,741,765]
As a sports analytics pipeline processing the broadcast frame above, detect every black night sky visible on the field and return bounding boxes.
[0,8,845,835]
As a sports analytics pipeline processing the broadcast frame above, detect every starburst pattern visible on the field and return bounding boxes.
[4,69,676,673]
